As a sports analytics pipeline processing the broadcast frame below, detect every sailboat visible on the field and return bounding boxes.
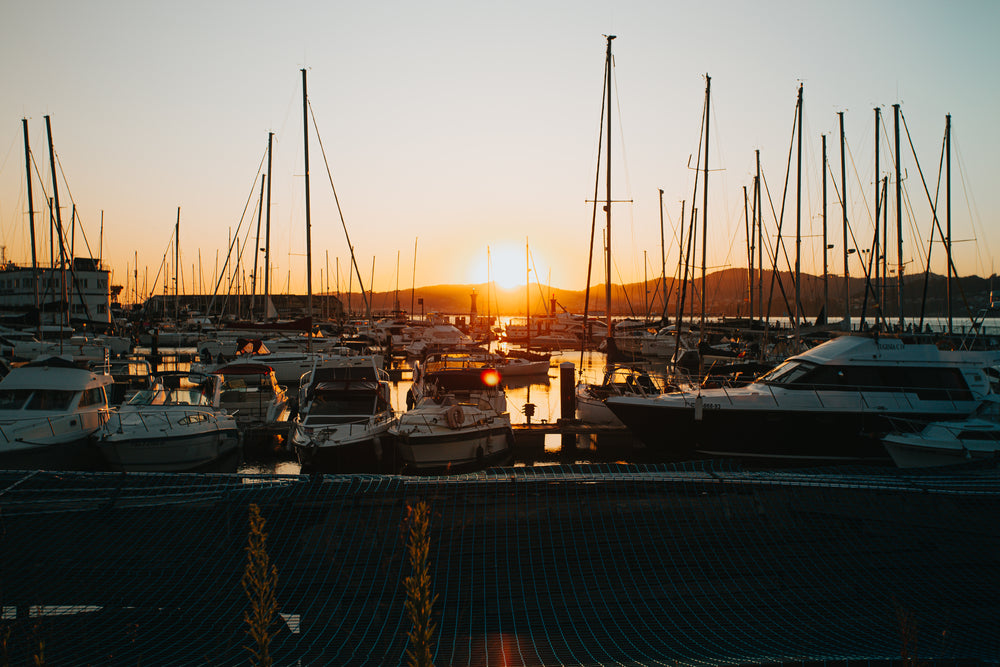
[574,35,655,426]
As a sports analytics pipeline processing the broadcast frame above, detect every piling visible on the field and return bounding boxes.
[560,361,576,451]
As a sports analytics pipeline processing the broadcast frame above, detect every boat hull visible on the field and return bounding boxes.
[100,428,241,472]
[291,413,398,474]
[606,396,978,467]
[393,424,513,472]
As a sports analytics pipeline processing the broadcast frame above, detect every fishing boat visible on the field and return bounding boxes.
[0,356,113,470]
[212,363,292,434]
[882,396,1000,468]
[289,356,397,473]
[606,335,1000,466]
[392,354,513,472]
[98,371,241,472]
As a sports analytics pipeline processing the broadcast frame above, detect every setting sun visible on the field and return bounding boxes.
[469,242,540,290]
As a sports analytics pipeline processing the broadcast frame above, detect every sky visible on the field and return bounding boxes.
[1,0,998,304]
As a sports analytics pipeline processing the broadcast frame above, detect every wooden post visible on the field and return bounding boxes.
[560,361,576,451]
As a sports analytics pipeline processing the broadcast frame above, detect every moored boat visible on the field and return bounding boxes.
[606,335,1000,467]
[289,356,397,473]
[392,354,513,472]
[0,356,113,470]
[882,396,1000,468]
[98,371,241,472]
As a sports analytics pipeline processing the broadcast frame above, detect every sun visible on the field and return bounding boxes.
[474,243,528,290]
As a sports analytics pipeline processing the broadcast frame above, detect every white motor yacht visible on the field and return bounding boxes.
[0,356,113,470]
[98,371,240,472]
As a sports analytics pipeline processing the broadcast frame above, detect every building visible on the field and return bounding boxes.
[0,257,111,325]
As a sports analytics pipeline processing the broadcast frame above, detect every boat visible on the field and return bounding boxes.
[391,354,513,471]
[211,363,292,434]
[98,371,241,472]
[606,335,1000,466]
[0,356,113,470]
[882,395,1000,468]
[289,356,397,473]
[576,365,671,427]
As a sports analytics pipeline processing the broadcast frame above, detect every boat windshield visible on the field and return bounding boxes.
[0,389,78,411]
[757,360,816,386]
[127,388,211,406]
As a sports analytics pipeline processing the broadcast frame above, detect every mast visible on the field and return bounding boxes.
[874,106,881,325]
[526,238,531,353]
[175,206,180,323]
[659,188,667,321]
[411,237,418,320]
[264,131,274,322]
[700,74,711,338]
[44,116,70,332]
[302,68,313,347]
[822,133,828,319]
[756,150,762,322]
[794,83,802,338]
[22,119,40,339]
[946,113,952,335]
[603,34,615,350]
[894,103,903,330]
[839,111,850,330]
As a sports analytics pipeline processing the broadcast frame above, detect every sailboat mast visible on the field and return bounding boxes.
[302,69,313,345]
[411,237,418,319]
[526,238,531,352]
[175,206,180,323]
[44,116,70,332]
[659,188,667,321]
[794,83,802,338]
[604,34,615,345]
[22,119,40,339]
[756,150,762,322]
[893,103,903,330]
[822,133,828,319]
[946,113,952,335]
[264,131,274,322]
[700,75,711,337]
[874,106,881,324]
[839,111,850,330]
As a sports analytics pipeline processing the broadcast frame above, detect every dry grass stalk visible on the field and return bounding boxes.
[242,503,279,667]
[404,501,437,667]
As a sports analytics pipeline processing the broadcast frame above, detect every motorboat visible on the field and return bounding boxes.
[882,396,1000,468]
[392,354,513,472]
[98,371,241,472]
[606,335,1000,467]
[0,356,113,470]
[289,356,397,473]
[576,365,670,427]
[212,363,292,434]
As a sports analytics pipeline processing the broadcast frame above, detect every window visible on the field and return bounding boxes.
[25,390,77,411]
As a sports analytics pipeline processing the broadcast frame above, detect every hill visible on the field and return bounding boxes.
[333,269,998,321]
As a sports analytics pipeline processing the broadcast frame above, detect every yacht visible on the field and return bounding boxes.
[576,365,670,427]
[882,395,1000,468]
[0,356,113,470]
[392,354,513,472]
[606,335,1000,466]
[212,363,292,434]
[290,356,397,473]
[98,371,240,472]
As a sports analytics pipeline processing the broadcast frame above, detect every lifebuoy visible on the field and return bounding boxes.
[445,405,464,429]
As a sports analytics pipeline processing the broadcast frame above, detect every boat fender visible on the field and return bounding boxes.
[445,405,464,429]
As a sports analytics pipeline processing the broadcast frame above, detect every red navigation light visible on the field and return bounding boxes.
[481,368,501,387]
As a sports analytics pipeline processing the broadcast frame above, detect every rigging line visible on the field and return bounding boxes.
[205,149,268,317]
[308,99,370,318]
[763,91,800,328]
[954,136,991,275]
[579,49,609,371]
[53,151,95,260]
[758,169,795,322]
[610,54,640,280]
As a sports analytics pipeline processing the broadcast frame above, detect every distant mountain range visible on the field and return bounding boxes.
[335,268,999,320]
